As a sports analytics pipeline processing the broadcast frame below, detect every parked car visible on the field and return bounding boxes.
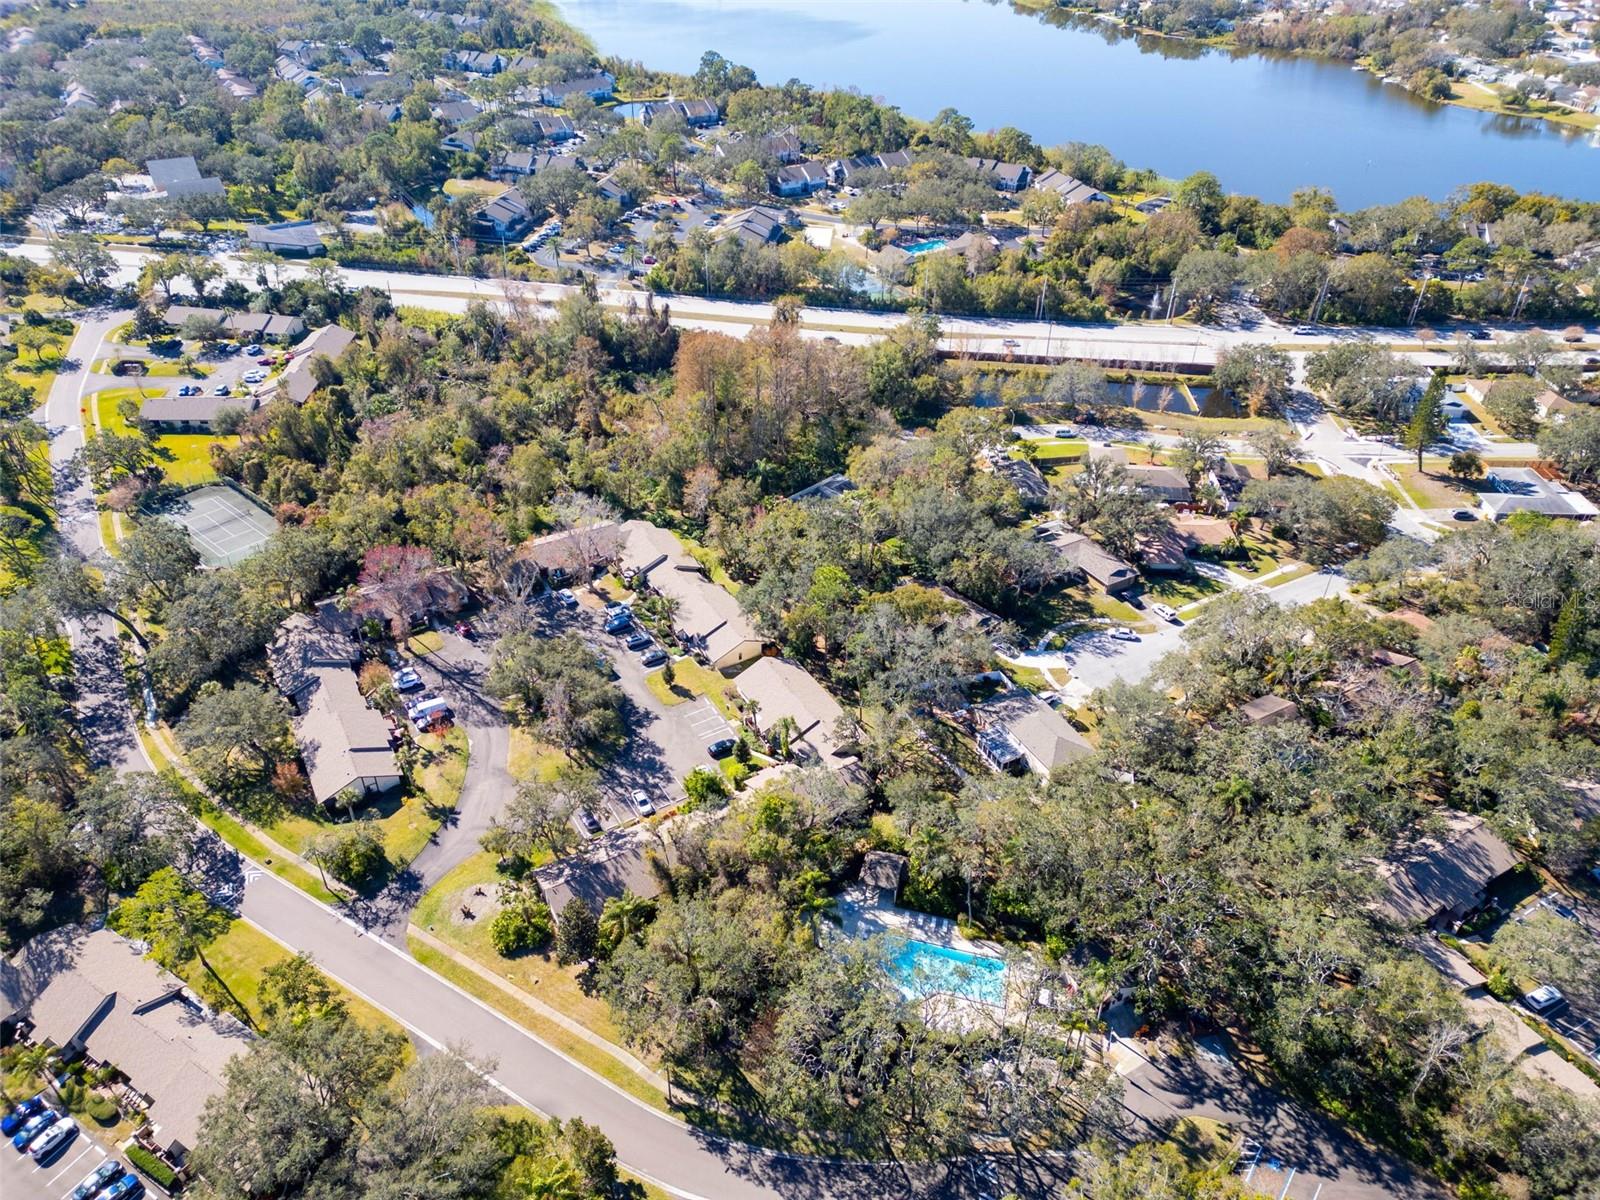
[575,808,601,836]
[70,1158,123,1200]
[393,667,423,692]
[603,610,633,634]
[625,631,652,651]
[256,356,275,366]
[1291,325,1317,335]
[242,344,263,356]
[1151,603,1180,624]
[1,1095,46,1136]
[242,370,267,385]
[1109,628,1140,642]
[408,697,453,727]
[1525,984,1566,1014]
[11,1109,56,1150]
[211,384,231,396]
[631,788,656,817]
[99,1172,145,1200]
[454,620,475,639]
[30,1117,77,1163]
[176,384,202,396]
[706,737,736,759]
[382,646,404,668]
[555,588,578,610]
[1452,509,1477,521]
[640,647,668,668]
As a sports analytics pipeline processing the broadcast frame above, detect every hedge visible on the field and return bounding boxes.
[127,1145,178,1190]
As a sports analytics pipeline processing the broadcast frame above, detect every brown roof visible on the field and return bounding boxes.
[1238,695,1300,726]
[619,521,761,668]
[860,851,907,893]
[295,670,400,804]
[1385,608,1435,633]
[736,656,857,772]
[536,832,669,921]
[1375,811,1519,926]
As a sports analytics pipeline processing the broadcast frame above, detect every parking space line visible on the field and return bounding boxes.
[44,1144,95,1187]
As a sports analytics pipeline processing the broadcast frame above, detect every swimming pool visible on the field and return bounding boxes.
[891,939,1007,1005]
[903,238,948,255]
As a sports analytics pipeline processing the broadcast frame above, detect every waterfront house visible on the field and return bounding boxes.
[966,156,1032,191]
[1033,170,1109,206]
[540,71,615,105]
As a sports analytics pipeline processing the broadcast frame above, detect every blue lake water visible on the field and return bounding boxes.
[561,0,1600,205]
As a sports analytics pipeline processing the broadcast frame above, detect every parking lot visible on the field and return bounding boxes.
[0,1119,118,1200]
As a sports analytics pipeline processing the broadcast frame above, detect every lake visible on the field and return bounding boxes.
[556,0,1599,207]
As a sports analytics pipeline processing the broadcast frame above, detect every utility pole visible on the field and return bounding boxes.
[1406,270,1429,326]
[1309,269,1332,326]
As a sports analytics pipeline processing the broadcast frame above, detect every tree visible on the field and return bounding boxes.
[1494,910,1600,1014]
[1504,329,1556,376]
[178,681,292,783]
[1214,345,1292,415]
[1041,359,1106,413]
[481,768,598,864]
[486,632,624,753]
[1483,376,1541,439]
[1448,450,1484,481]
[71,770,190,905]
[1170,249,1238,319]
[357,543,438,638]
[555,898,599,965]
[490,896,554,956]
[1548,591,1587,666]
[1247,429,1306,477]
[309,828,387,888]
[682,766,729,809]
[1403,374,1447,469]
[1539,409,1600,483]
[1241,476,1395,564]
[49,233,115,291]
[599,891,657,954]
[109,518,199,612]
[1170,432,1225,493]
[109,867,239,1013]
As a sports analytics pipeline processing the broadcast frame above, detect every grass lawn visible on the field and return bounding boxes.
[1014,581,1153,639]
[3,293,70,314]
[443,177,510,199]
[1006,662,1069,692]
[178,917,408,1044]
[1143,572,1227,607]
[676,530,741,593]
[644,656,743,718]
[265,727,468,869]
[1392,463,1482,510]
[91,357,210,378]
[1264,562,1320,587]
[1013,438,1088,464]
[507,726,569,781]
[1211,532,1293,580]
[92,386,231,487]
[1092,408,1289,438]
[406,629,444,655]
[5,327,73,404]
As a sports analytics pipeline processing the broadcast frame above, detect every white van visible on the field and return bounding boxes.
[409,698,452,727]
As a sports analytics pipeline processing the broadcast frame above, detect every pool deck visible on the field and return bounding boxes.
[836,888,1006,958]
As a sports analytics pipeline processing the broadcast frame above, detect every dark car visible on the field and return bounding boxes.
[625,631,652,651]
[11,1109,56,1150]
[69,1158,123,1200]
[640,647,668,668]
[575,808,601,836]
[100,1173,145,1200]
[707,737,736,759]
[1467,327,1491,340]
[603,610,633,634]
[1,1095,45,1137]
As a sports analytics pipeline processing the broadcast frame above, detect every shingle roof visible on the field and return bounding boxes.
[976,690,1092,775]
[296,669,399,804]
[535,832,669,921]
[618,521,761,667]
[1375,811,1519,925]
[736,656,855,771]
[272,325,357,405]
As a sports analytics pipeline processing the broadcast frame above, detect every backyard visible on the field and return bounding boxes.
[92,386,233,487]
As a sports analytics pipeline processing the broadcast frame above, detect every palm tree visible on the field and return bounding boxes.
[599,891,656,951]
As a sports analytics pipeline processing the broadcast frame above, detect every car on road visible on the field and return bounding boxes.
[30,1116,77,1163]
[642,254,656,265]
[625,631,652,651]
[631,788,656,817]
[70,1158,123,1200]
[212,384,231,396]
[1,1096,45,1136]
[575,808,601,836]
[1291,325,1317,335]
[392,667,423,691]
[706,737,736,759]
[603,610,633,634]
[1466,327,1491,340]
[11,1109,56,1150]
[555,588,578,609]
[640,647,668,668]
[1109,627,1140,642]
[1001,338,1020,349]
[99,1172,145,1200]
[177,384,202,396]
[1525,984,1567,1014]
[1151,603,1180,624]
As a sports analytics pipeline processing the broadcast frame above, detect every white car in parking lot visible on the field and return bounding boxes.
[242,369,267,385]
[1524,984,1566,1014]
[631,788,656,817]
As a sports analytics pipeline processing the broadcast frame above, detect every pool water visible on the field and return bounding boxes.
[903,239,948,255]
[891,938,1007,1005]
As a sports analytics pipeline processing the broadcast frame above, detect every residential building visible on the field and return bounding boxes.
[788,473,856,502]
[974,689,1093,777]
[1238,695,1301,727]
[277,38,322,66]
[269,324,358,405]
[1036,522,1140,593]
[473,190,534,240]
[595,171,634,206]
[430,99,481,125]
[273,56,320,89]
[716,204,790,247]
[1124,464,1192,503]
[736,656,860,774]
[245,219,326,256]
[146,155,224,199]
[161,305,305,343]
[540,71,615,105]
[506,521,622,592]
[618,520,764,671]
[758,128,803,163]
[491,149,563,179]
[987,451,1049,506]
[351,569,471,630]
[1374,811,1519,928]
[1033,169,1109,206]
[1478,467,1600,520]
[536,828,670,924]
[859,851,907,906]
[772,159,831,197]
[268,612,401,807]
[965,156,1032,191]
[449,49,503,75]
[442,130,481,156]
[138,390,254,433]
[532,114,576,142]
[1,927,250,1163]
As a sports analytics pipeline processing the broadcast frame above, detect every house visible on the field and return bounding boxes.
[535,827,670,923]
[1372,647,1423,676]
[859,851,907,906]
[1537,389,1583,420]
[2,927,250,1163]
[758,128,803,163]
[352,568,471,630]
[1238,694,1301,727]
[1479,467,1600,521]
[503,53,541,74]
[338,71,396,99]
[1037,522,1140,593]
[595,171,634,206]
[1375,811,1520,928]
[449,49,504,75]
[645,98,719,126]
[618,520,764,671]
[277,38,322,66]
[473,190,535,241]
[788,473,856,502]
[974,689,1093,777]
[442,130,481,156]
[965,156,1032,191]
[430,99,481,125]
[1033,169,1109,206]
[716,204,789,247]
[161,306,305,343]
[362,100,403,124]
[138,391,254,433]
[492,150,541,179]
[245,220,325,256]
[989,453,1049,506]
[736,656,860,774]
[216,69,258,100]
[62,81,98,109]
[146,156,224,199]
[507,521,622,591]
[540,71,615,105]
[269,324,358,405]
[267,611,401,808]
[772,159,831,197]
[1124,464,1192,503]
[273,56,320,89]
[533,114,576,142]
[829,154,884,187]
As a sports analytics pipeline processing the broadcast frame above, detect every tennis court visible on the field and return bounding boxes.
[160,485,277,566]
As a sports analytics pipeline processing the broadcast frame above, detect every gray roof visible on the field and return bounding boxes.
[146,155,224,198]
[268,610,361,700]
[992,455,1049,503]
[717,204,787,246]
[272,324,357,405]
[1041,525,1138,589]
[965,156,1030,188]
[295,669,400,804]
[1480,468,1599,520]
[975,690,1093,775]
[788,473,856,502]
[536,833,668,921]
[246,220,325,253]
[860,851,907,893]
[736,656,856,771]
[774,160,830,188]
[138,392,252,426]
[1375,811,1519,926]
[512,522,622,580]
[1124,464,1192,499]
[1033,170,1108,205]
[619,521,762,668]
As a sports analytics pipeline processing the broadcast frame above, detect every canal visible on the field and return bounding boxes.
[557,0,1598,206]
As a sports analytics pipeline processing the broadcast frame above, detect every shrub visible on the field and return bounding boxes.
[681,767,728,811]
[86,1094,118,1125]
[127,1144,178,1189]
[490,900,554,957]
[314,828,388,887]
[555,898,599,965]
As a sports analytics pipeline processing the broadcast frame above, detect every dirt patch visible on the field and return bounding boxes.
[448,882,506,928]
